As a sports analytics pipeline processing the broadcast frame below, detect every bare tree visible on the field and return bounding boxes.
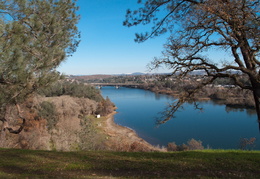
[124,0,260,127]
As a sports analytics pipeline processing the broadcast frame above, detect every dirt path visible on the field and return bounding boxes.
[102,112,164,152]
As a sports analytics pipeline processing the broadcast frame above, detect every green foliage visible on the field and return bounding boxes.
[0,0,79,133]
[38,101,57,131]
[0,0,79,103]
[38,81,103,102]
[0,149,259,178]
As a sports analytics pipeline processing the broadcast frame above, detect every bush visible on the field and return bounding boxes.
[167,142,178,151]
[38,81,103,102]
[167,139,204,151]
[95,97,115,116]
[187,138,204,150]
[177,144,189,151]
[38,101,57,131]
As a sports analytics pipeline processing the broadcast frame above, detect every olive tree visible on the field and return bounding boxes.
[124,0,260,127]
[0,0,80,134]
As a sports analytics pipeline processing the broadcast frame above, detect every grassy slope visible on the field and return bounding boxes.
[0,149,259,179]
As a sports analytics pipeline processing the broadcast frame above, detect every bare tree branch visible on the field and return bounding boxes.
[126,0,260,127]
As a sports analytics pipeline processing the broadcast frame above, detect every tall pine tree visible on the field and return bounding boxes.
[0,0,80,134]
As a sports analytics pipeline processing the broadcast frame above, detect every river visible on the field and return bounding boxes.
[101,86,260,150]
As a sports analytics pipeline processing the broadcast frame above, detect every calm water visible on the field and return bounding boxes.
[101,86,260,150]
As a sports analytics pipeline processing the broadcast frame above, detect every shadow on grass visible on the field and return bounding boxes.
[0,148,259,178]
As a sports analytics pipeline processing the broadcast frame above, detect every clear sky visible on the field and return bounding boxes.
[57,0,169,75]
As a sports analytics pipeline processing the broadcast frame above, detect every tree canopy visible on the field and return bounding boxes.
[124,0,260,126]
[0,0,80,134]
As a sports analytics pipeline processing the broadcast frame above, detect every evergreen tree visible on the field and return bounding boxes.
[0,0,80,134]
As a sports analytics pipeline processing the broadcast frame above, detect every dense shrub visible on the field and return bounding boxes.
[38,101,57,131]
[95,97,115,116]
[38,81,103,102]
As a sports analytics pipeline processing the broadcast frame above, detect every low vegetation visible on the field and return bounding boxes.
[0,149,259,178]
[38,80,103,102]
[95,97,115,116]
[167,138,204,151]
[38,101,58,131]
[38,80,115,117]
[78,116,107,151]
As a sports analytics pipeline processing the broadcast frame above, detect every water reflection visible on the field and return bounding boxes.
[198,99,256,116]
[154,93,163,100]
[225,106,256,116]
[101,86,259,150]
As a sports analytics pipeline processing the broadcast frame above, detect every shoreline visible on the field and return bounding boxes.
[99,86,255,152]
[102,111,164,152]
[148,88,256,109]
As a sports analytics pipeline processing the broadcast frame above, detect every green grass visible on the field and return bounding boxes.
[0,149,259,178]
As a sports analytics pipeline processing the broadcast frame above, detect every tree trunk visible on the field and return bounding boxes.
[251,82,260,130]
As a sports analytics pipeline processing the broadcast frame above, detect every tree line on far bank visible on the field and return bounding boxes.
[78,74,255,110]
[124,0,260,127]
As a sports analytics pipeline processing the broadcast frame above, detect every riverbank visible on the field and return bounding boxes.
[101,111,164,152]
[139,86,256,109]
[100,86,259,150]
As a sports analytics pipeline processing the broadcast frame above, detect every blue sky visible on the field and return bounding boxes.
[57,0,230,75]
[57,0,169,75]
